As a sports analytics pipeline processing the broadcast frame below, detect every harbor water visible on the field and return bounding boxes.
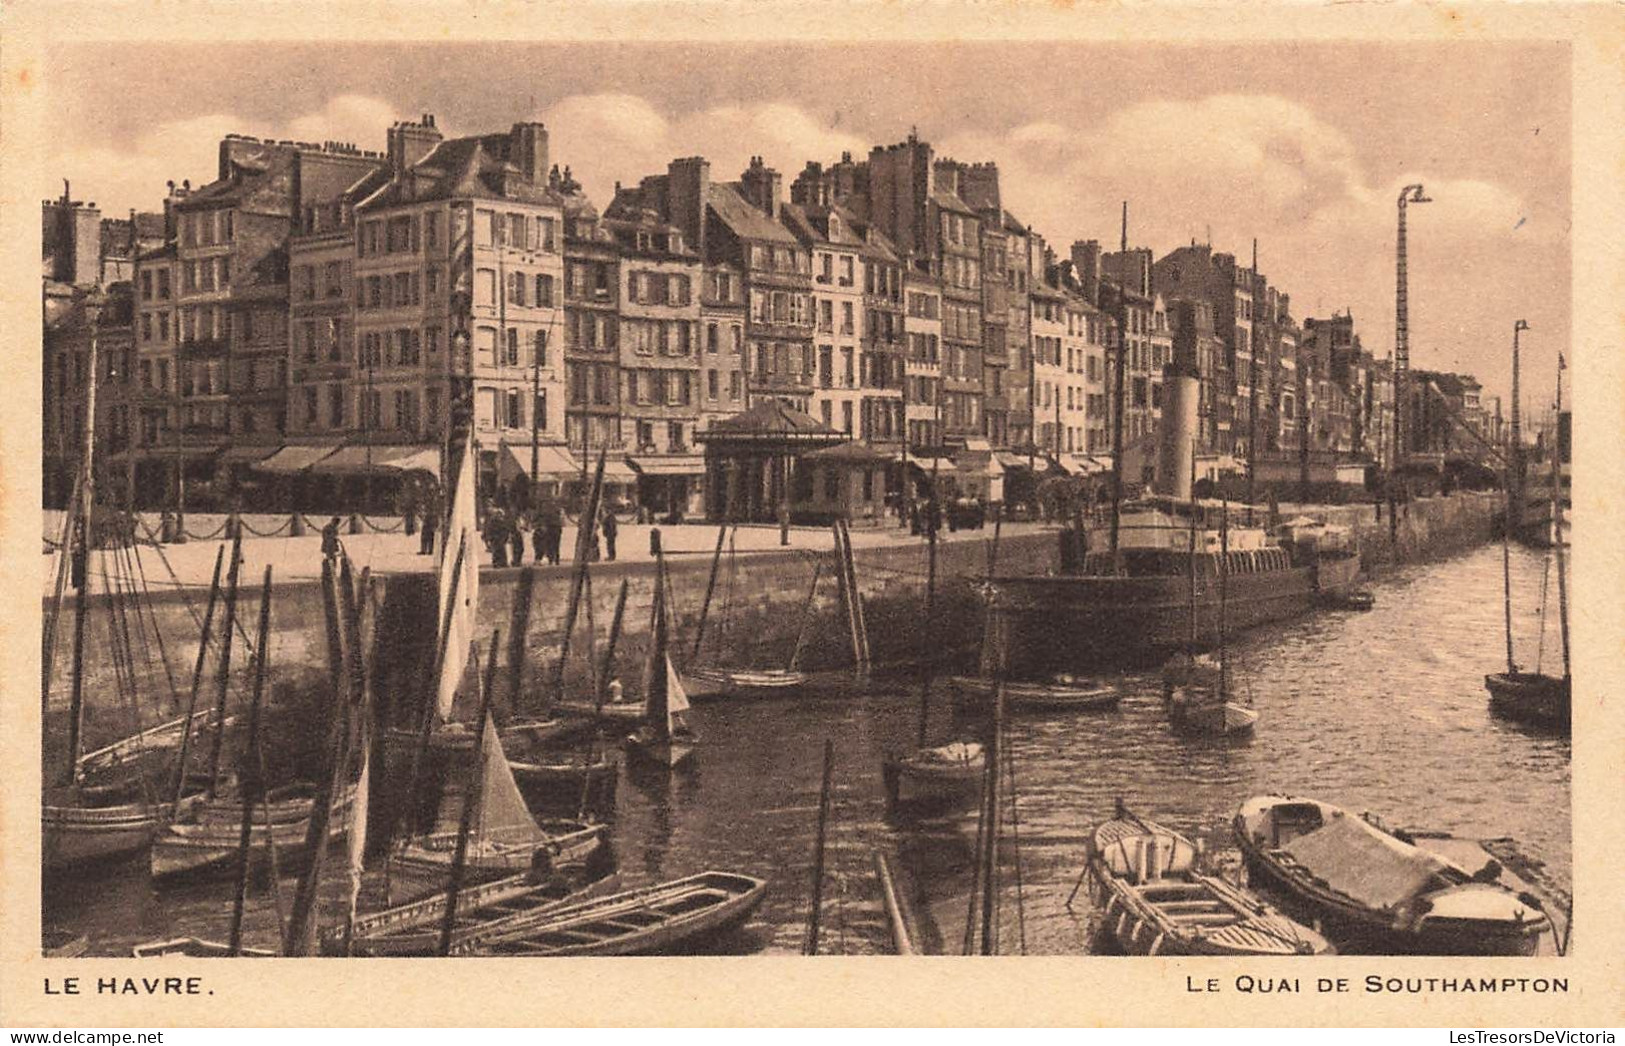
[46,540,1571,956]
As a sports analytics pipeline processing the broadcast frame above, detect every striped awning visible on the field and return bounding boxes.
[501,442,582,481]
[628,454,707,476]
[307,444,440,478]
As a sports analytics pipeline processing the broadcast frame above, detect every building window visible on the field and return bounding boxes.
[533,329,549,367]
[511,271,526,306]
[534,389,548,432]
[535,274,554,307]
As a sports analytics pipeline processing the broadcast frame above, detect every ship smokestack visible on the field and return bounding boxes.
[1157,301,1204,500]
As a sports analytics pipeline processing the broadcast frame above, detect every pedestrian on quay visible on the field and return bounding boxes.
[531,510,546,564]
[601,506,618,562]
[510,511,527,565]
[419,483,439,556]
[487,507,510,567]
[540,499,561,565]
[321,515,342,563]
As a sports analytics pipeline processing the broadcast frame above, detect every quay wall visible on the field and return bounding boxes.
[43,492,1500,752]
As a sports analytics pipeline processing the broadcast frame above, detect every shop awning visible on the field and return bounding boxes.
[501,443,581,481]
[628,453,707,476]
[253,443,341,475]
[1056,454,1109,476]
[958,455,1005,477]
[906,454,956,474]
[308,444,440,478]
[569,451,636,482]
[960,438,993,453]
[995,451,1036,470]
[219,444,279,465]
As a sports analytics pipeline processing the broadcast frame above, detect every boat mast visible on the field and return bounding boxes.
[227,565,275,957]
[205,529,245,799]
[1552,358,1569,680]
[1187,440,1198,652]
[642,532,670,741]
[62,306,101,788]
[1218,495,1230,697]
[917,454,943,747]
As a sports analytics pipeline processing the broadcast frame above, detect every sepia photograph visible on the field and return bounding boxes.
[5,0,1622,1029]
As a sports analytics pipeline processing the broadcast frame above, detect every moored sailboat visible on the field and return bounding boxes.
[1485,353,1570,732]
[625,535,698,769]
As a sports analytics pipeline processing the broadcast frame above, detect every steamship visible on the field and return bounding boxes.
[984,359,1361,669]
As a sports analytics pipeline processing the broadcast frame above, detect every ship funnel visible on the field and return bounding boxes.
[1156,362,1200,500]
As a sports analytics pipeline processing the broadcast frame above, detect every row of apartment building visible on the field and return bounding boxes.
[43,115,1487,515]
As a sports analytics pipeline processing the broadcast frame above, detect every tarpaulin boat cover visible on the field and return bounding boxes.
[1282,812,1448,910]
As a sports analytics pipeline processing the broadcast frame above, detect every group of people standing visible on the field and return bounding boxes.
[480,500,618,568]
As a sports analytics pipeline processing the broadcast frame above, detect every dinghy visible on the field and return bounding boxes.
[150,783,355,882]
[343,868,624,957]
[1233,795,1553,955]
[470,871,768,956]
[1085,804,1329,956]
[131,937,275,958]
[881,741,985,806]
[951,674,1120,712]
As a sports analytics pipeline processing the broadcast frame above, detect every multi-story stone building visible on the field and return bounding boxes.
[562,182,622,461]
[354,118,567,496]
[927,161,983,447]
[603,206,705,516]
[1002,213,1034,454]
[43,286,136,506]
[783,198,865,437]
[697,261,748,434]
[286,173,385,455]
[1029,276,1068,458]
[850,212,906,455]
[1165,297,1226,462]
[129,239,180,503]
[902,269,943,449]
[958,163,1010,449]
[1152,244,1256,459]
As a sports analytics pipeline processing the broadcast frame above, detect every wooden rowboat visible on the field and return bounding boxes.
[950,674,1121,712]
[1168,687,1258,737]
[1484,672,1570,732]
[471,871,769,956]
[190,782,326,825]
[551,699,645,725]
[682,667,808,702]
[385,820,606,904]
[150,784,355,882]
[131,937,275,958]
[1086,808,1330,956]
[343,871,624,957]
[507,750,619,808]
[881,741,984,807]
[1234,795,1553,955]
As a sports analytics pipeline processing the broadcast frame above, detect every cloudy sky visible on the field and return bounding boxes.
[44,40,1571,414]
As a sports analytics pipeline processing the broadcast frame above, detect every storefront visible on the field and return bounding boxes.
[792,442,893,526]
[628,454,707,523]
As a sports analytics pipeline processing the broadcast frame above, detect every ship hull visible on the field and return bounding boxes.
[988,557,1358,668]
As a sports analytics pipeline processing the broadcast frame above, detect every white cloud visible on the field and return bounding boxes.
[47,95,400,215]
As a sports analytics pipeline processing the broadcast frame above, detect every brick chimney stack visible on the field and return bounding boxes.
[388,113,443,174]
[739,156,782,219]
[667,156,711,260]
[508,121,548,184]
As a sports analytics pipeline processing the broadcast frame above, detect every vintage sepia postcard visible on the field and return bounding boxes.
[2,0,1622,1028]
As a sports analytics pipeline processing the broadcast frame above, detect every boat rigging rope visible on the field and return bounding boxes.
[1534,554,1552,674]
[134,517,260,677]
[1004,724,1027,955]
[128,541,185,712]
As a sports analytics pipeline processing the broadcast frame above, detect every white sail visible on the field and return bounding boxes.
[665,655,691,724]
[434,428,479,721]
[344,735,370,936]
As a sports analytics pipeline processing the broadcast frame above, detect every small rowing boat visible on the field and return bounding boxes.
[1484,671,1570,731]
[131,937,275,958]
[1085,804,1329,956]
[950,674,1120,712]
[150,783,355,882]
[682,667,807,702]
[881,741,984,807]
[1234,795,1553,955]
[343,870,623,957]
[470,871,769,956]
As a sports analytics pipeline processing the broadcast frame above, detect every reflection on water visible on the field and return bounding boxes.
[47,543,1570,956]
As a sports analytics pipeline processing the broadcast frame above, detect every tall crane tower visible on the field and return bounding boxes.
[1394,184,1430,467]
